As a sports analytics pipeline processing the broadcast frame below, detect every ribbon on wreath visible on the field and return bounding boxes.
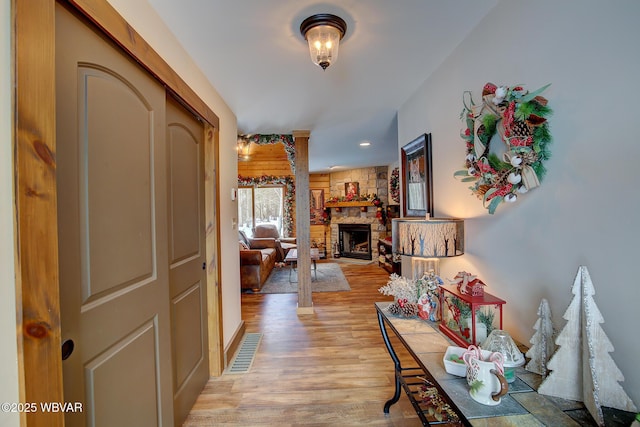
[502,152,540,191]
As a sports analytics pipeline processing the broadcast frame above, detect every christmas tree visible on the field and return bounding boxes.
[525,298,555,376]
[537,269,583,401]
[580,267,637,417]
[538,266,637,426]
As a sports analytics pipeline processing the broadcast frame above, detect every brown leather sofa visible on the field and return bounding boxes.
[239,230,278,291]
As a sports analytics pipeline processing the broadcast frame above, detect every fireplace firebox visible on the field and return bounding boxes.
[338,224,372,260]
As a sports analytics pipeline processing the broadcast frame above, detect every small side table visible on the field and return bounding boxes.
[284,248,320,282]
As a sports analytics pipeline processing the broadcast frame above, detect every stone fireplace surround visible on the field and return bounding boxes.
[328,167,390,261]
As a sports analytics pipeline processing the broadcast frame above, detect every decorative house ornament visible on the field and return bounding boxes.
[538,266,637,425]
[454,83,553,214]
[449,271,480,295]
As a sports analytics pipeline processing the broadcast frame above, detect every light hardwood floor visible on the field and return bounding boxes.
[183,261,423,426]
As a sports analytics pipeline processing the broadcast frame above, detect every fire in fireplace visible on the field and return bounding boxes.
[338,224,372,260]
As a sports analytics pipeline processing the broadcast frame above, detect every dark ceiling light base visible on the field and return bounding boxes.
[300,14,347,71]
[299,14,347,39]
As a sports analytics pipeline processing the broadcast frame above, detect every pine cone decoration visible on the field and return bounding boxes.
[495,170,511,187]
[388,302,401,315]
[400,302,420,318]
[509,119,531,137]
[476,184,492,197]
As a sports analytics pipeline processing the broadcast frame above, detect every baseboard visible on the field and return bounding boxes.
[223,320,246,368]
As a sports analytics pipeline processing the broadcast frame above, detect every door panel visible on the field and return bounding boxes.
[166,97,209,425]
[56,4,173,426]
[81,65,155,301]
[85,320,159,427]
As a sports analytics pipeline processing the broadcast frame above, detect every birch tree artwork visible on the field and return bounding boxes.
[396,221,460,257]
[525,298,555,377]
[538,266,637,426]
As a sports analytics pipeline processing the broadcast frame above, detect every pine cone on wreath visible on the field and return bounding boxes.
[495,170,511,188]
[509,119,531,138]
[476,184,492,198]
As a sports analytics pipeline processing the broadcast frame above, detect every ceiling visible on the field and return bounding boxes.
[147,0,498,172]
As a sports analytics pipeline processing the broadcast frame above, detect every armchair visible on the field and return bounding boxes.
[253,224,296,261]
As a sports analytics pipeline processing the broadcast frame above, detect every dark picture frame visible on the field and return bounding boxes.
[310,189,325,225]
[401,133,434,217]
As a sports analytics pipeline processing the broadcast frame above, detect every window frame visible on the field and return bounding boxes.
[238,184,285,236]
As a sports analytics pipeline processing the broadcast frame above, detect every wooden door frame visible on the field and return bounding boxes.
[14,0,223,425]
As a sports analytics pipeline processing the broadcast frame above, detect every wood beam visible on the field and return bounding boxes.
[14,0,64,425]
[293,131,313,314]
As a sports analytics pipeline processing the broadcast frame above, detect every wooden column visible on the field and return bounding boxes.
[15,1,65,425]
[293,130,313,314]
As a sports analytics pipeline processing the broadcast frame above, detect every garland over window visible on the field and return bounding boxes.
[237,134,296,173]
[238,174,295,236]
[454,83,552,214]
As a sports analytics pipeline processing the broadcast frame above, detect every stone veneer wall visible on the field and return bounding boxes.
[328,166,389,261]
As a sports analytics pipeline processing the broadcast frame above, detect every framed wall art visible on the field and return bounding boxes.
[345,182,359,200]
[310,189,325,225]
[401,133,434,217]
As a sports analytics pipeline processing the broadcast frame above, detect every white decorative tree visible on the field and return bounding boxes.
[538,269,583,401]
[525,298,555,376]
[538,266,637,426]
[581,267,637,418]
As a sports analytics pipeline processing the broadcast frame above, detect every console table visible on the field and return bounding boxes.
[375,302,631,426]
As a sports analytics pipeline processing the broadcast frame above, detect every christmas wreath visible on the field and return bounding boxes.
[454,83,552,214]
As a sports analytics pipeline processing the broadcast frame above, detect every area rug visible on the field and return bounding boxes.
[257,263,351,294]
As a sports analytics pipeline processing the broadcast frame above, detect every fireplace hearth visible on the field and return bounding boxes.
[338,223,372,260]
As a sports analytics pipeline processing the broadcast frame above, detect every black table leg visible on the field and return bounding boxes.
[377,310,402,413]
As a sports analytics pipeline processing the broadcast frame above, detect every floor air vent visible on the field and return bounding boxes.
[225,333,262,374]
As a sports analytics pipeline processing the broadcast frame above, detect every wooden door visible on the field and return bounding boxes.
[56,4,173,426]
[166,97,209,424]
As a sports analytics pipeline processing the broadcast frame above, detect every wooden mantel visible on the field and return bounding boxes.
[325,201,376,208]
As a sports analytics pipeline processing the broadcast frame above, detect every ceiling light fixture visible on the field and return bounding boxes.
[300,13,347,70]
[237,137,252,161]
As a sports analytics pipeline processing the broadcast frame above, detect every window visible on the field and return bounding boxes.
[238,186,284,237]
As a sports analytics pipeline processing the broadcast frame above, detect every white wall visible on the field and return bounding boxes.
[398,0,640,406]
[107,0,242,349]
[0,0,21,426]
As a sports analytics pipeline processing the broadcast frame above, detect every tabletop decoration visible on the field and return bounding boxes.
[379,272,443,319]
[454,82,552,214]
[417,377,461,423]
